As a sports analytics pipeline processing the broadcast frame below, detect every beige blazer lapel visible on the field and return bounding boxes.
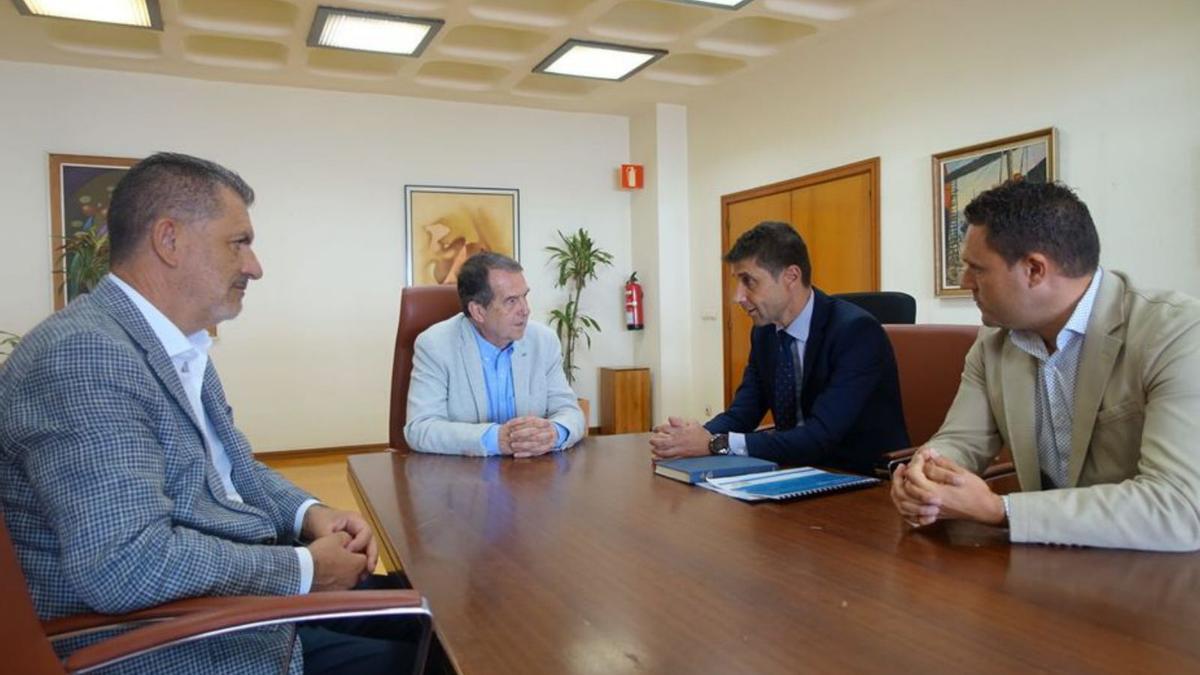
[1066,272,1126,487]
[458,318,491,422]
[999,338,1042,491]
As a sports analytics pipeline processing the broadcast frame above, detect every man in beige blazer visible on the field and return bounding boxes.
[892,179,1200,551]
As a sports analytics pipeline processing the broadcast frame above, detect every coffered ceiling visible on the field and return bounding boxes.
[0,0,900,114]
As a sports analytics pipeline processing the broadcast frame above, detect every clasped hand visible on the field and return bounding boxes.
[648,417,711,460]
[890,447,1006,528]
[499,416,558,458]
[303,505,377,591]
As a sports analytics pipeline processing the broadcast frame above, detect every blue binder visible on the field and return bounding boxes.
[654,455,779,484]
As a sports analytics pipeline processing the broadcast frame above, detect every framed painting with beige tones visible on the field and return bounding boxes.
[404,185,520,286]
[49,154,139,310]
[932,128,1057,297]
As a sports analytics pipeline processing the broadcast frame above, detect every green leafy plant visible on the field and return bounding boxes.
[545,229,614,384]
[0,330,19,364]
[57,225,110,301]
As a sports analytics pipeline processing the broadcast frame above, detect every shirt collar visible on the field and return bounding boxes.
[470,322,513,361]
[1063,267,1103,339]
[109,273,212,361]
[781,289,815,344]
[1011,267,1103,355]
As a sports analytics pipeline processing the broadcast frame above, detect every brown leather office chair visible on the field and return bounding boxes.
[884,324,980,446]
[389,285,462,452]
[1,512,433,674]
[878,324,1012,479]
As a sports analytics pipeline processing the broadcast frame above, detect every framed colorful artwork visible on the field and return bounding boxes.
[932,128,1057,296]
[404,185,520,286]
[49,154,138,309]
[48,154,219,337]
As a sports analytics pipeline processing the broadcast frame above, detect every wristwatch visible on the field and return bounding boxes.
[708,433,730,455]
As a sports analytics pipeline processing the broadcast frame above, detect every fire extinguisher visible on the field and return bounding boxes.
[625,272,644,330]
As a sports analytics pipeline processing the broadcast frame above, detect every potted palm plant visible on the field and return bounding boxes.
[545,229,614,427]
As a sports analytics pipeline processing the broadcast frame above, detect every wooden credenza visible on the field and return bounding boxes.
[599,367,651,435]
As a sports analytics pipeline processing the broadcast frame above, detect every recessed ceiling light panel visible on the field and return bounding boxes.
[307,6,443,57]
[11,0,163,29]
[665,0,755,8]
[534,39,668,82]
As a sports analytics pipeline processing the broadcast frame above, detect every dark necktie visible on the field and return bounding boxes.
[774,330,798,430]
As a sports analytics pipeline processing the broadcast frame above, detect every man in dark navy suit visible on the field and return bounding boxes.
[650,221,909,475]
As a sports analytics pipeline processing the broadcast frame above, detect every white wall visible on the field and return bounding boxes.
[684,0,1200,419]
[629,105,663,417]
[0,61,634,451]
[629,103,693,425]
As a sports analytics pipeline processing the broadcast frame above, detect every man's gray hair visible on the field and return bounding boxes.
[107,152,255,265]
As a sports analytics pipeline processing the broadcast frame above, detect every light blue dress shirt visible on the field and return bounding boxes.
[110,275,318,593]
[473,326,568,455]
[729,290,815,456]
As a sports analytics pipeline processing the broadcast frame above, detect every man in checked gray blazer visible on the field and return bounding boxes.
[0,153,416,673]
[405,252,585,457]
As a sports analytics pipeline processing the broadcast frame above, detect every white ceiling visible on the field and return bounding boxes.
[0,0,901,115]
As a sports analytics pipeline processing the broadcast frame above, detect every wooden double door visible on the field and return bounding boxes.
[720,158,881,406]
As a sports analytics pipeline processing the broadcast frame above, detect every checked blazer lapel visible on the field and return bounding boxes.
[200,364,275,520]
[92,278,206,441]
[95,278,270,518]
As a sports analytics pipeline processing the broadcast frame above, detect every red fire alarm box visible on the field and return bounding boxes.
[620,164,644,189]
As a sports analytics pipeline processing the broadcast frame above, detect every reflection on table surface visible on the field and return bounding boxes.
[349,434,1200,675]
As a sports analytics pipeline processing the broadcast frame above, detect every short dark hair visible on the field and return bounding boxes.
[723,221,812,285]
[457,252,524,316]
[108,152,255,266]
[963,180,1099,278]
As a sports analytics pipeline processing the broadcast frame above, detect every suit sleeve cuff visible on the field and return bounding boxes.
[295,546,314,594]
[728,433,748,456]
[553,422,569,450]
[293,499,321,539]
[481,424,501,456]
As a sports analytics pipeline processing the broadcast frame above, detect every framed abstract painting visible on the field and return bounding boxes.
[404,185,520,286]
[932,128,1056,296]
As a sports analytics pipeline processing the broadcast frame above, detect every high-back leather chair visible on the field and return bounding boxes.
[883,324,980,446]
[834,292,917,324]
[880,324,1014,479]
[389,285,462,452]
[1,511,432,673]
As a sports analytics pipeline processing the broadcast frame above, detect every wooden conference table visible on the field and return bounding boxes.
[348,434,1200,674]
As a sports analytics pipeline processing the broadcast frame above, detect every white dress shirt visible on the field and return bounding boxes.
[110,275,317,593]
